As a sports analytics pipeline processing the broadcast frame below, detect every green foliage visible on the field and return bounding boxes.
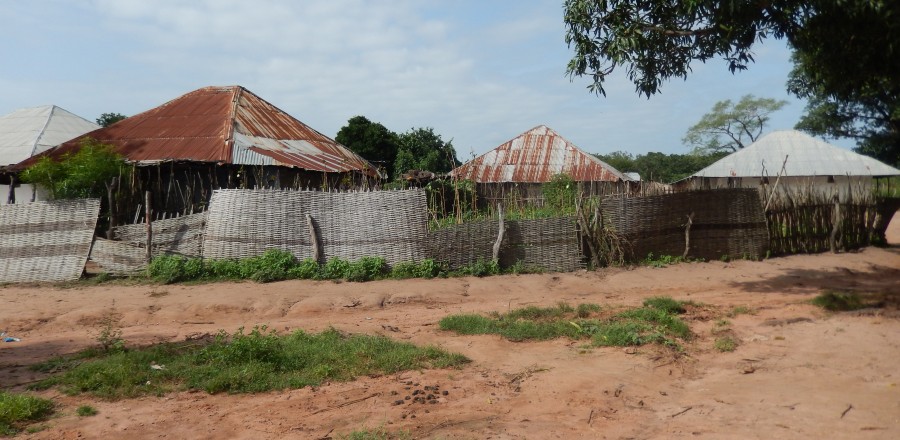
[20,138,128,199]
[642,297,687,315]
[542,173,577,213]
[727,306,754,318]
[594,151,727,183]
[96,112,127,127]
[335,116,401,179]
[32,327,469,398]
[714,336,738,352]
[321,258,352,280]
[683,95,788,154]
[346,257,388,282]
[0,391,54,435]
[440,300,689,348]
[147,254,195,284]
[453,259,500,277]
[340,426,411,440]
[641,253,685,268]
[563,0,898,164]
[394,127,460,179]
[811,291,866,312]
[75,405,98,417]
[390,259,444,279]
[94,305,125,354]
[288,258,320,280]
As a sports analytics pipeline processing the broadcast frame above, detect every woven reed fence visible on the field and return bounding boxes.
[765,197,898,255]
[0,199,100,282]
[89,212,207,274]
[202,189,428,265]
[601,189,769,261]
[426,217,582,272]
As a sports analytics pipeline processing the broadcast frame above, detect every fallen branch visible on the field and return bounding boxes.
[841,404,853,419]
[311,393,381,415]
[670,406,693,418]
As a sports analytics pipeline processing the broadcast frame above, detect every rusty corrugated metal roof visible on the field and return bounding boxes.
[451,125,630,183]
[14,86,376,176]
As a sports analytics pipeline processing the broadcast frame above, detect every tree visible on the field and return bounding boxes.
[96,112,127,127]
[595,150,727,183]
[683,95,787,154]
[563,0,900,162]
[335,116,401,179]
[20,138,128,199]
[394,127,460,179]
[787,4,900,165]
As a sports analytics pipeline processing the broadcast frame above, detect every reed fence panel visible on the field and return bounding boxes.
[601,189,769,261]
[202,189,428,265]
[0,199,100,282]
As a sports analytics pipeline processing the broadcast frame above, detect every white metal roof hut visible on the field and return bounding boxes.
[0,105,100,204]
[675,130,900,202]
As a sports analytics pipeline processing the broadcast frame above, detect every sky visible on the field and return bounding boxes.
[0,0,853,161]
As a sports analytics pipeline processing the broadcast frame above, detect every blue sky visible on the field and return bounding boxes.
[0,0,850,160]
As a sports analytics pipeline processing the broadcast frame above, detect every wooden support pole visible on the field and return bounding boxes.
[145,191,153,263]
[306,214,321,263]
[492,204,505,262]
[829,196,841,253]
[683,212,694,259]
[106,176,119,239]
[6,174,16,205]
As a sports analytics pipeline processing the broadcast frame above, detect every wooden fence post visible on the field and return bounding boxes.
[145,191,153,263]
[106,176,119,239]
[6,174,15,205]
[683,212,694,259]
[306,214,321,263]
[492,204,505,262]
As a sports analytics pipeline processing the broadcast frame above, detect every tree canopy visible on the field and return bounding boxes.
[564,0,900,163]
[335,116,401,179]
[96,112,127,128]
[595,150,727,183]
[394,127,460,179]
[683,95,787,154]
[20,138,128,199]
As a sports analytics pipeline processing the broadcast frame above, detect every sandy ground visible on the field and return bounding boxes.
[1,219,899,439]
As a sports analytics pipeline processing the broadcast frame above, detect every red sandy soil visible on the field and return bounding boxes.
[1,218,899,440]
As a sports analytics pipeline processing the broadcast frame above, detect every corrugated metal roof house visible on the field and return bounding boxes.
[1,106,99,204]
[0,105,99,167]
[16,86,376,177]
[451,125,630,183]
[675,130,900,200]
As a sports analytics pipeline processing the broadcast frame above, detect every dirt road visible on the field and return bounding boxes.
[1,219,898,439]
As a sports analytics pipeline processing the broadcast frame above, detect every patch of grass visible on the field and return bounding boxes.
[727,305,754,317]
[440,299,690,348]
[340,425,411,440]
[641,253,685,268]
[811,291,866,311]
[31,327,468,399]
[75,405,98,417]
[0,391,54,435]
[451,259,500,277]
[714,336,738,352]
[642,296,687,314]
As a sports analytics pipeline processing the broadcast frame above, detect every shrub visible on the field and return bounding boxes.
[288,258,320,280]
[811,291,866,311]
[321,258,351,280]
[147,254,190,284]
[0,392,54,435]
[346,257,387,282]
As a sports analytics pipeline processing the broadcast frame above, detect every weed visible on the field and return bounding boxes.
[94,303,125,354]
[0,391,54,435]
[714,336,738,352]
[727,306,754,317]
[288,258,321,280]
[321,258,352,280]
[76,405,98,417]
[642,253,685,268]
[339,425,411,440]
[345,257,387,282]
[31,327,468,398]
[811,291,866,311]
[576,303,602,318]
[642,297,687,314]
[453,259,499,277]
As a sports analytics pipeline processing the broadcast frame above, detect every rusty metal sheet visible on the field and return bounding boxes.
[452,125,630,183]
[14,86,376,176]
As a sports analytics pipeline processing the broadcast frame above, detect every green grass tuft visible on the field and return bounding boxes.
[31,327,468,399]
[811,291,866,311]
[75,405,98,417]
[714,336,738,352]
[0,391,54,435]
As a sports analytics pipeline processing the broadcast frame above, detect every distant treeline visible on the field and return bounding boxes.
[593,151,729,183]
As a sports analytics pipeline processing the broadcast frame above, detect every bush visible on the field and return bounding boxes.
[288,258,320,280]
[147,254,191,284]
[321,258,351,280]
[346,257,387,282]
[0,392,54,435]
[642,297,687,314]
